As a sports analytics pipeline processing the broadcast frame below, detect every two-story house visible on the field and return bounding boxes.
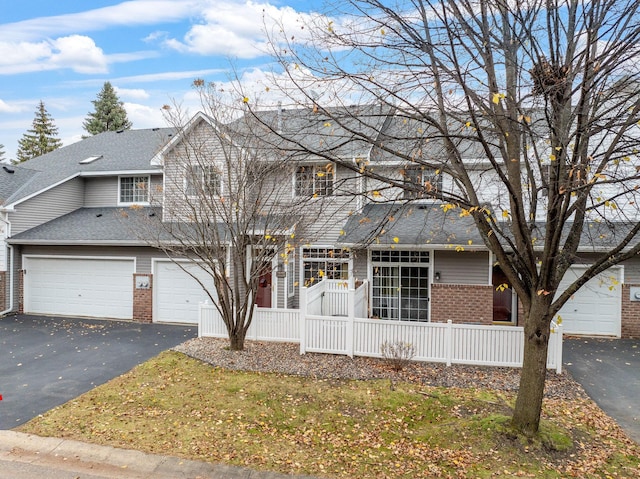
[2,107,639,339]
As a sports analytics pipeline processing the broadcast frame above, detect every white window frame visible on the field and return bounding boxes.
[369,249,432,322]
[294,164,334,197]
[300,246,351,286]
[118,175,150,205]
[402,166,442,200]
[185,164,223,197]
[287,247,296,298]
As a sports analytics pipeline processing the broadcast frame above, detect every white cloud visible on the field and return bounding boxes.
[0,1,203,42]
[49,35,108,74]
[115,87,150,100]
[0,99,28,113]
[124,102,166,128]
[162,1,320,59]
[0,35,108,75]
[108,68,227,84]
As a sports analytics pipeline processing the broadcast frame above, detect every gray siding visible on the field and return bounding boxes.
[84,177,118,207]
[84,174,163,207]
[433,250,490,285]
[622,256,640,284]
[10,178,84,235]
[351,249,368,281]
[161,121,358,244]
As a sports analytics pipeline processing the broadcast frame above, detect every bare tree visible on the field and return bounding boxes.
[259,0,640,434]
[145,81,343,350]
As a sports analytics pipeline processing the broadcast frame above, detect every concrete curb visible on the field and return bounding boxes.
[0,430,317,479]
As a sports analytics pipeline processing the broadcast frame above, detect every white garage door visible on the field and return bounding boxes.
[24,256,134,319]
[154,261,216,324]
[556,266,621,337]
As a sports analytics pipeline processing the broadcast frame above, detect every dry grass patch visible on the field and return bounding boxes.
[19,351,640,478]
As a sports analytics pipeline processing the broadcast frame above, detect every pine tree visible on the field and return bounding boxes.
[83,82,132,135]
[16,101,63,163]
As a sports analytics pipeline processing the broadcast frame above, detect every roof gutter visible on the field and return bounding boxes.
[5,239,151,246]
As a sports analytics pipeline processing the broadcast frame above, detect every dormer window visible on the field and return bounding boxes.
[119,176,149,204]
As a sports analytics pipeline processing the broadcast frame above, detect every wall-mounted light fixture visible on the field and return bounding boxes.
[434,271,441,281]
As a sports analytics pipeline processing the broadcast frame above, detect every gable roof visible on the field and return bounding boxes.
[150,112,218,166]
[8,207,162,245]
[3,128,175,208]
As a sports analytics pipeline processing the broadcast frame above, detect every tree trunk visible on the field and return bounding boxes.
[229,331,246,351]
[512,303,552,436]
[227,309,249,351]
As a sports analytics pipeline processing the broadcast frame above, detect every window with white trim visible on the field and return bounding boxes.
[295,165,334,196]
[119,176,149,204]
[302,247,349,285]
[287,248,296,297]
[186,165,222,196]
[371,250,430,321]
[403,166,442,199]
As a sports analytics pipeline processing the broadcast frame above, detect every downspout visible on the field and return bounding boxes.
[0,211,14,315]
[0,244,14,315]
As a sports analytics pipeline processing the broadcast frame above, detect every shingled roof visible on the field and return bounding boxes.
[3,127,174,207]
[338,202,486,247]
[8,207,163,245]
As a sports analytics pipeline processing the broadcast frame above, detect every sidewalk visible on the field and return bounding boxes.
[0,430,318,479]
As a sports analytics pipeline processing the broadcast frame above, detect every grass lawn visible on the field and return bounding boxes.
[18,351,640,478]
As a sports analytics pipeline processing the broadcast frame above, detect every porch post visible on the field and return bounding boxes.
[299,286,307,355]
[445,319,453,367]
[346,286,355,358]
[555,324,563,374]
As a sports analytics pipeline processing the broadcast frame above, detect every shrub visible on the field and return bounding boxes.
[380,340,416,371]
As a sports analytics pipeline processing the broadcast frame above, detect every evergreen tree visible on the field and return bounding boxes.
[83,81,132,135]
[16,101,62,163]
[0,144,5,162]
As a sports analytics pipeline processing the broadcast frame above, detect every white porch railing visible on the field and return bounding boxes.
[198,303,300,343]
[198,293,563,373]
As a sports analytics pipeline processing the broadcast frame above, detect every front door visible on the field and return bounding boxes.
[372,265,429,321]
[255,264,272,308]
[493,265,515,323]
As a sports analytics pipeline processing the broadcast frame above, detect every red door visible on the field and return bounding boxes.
[255,266,272,308]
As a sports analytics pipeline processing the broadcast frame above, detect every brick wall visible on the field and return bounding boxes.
[133,274,153,323]
[621,285,640,338]
[18,270,24,313]
[430,283,493,325]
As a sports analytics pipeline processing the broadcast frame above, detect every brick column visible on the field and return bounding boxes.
[430,283,494,325]
[18,270,24,313]
[621,285,640,338]
[133,274,153,323]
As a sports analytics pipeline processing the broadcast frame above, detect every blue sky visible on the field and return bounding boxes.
[0,0,326,160]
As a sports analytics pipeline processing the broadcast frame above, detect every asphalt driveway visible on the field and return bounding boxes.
[563,338,640,443]
[0,314,196,429]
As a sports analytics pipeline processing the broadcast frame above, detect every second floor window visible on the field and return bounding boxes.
[119,176,149,204]
[186,165,222,197]
[403,167,442,199]
[295,165,334,196]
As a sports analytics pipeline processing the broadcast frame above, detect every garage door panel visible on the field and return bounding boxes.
[154,261,217,324]
[556,267,621,337]
[24,257,134,319]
